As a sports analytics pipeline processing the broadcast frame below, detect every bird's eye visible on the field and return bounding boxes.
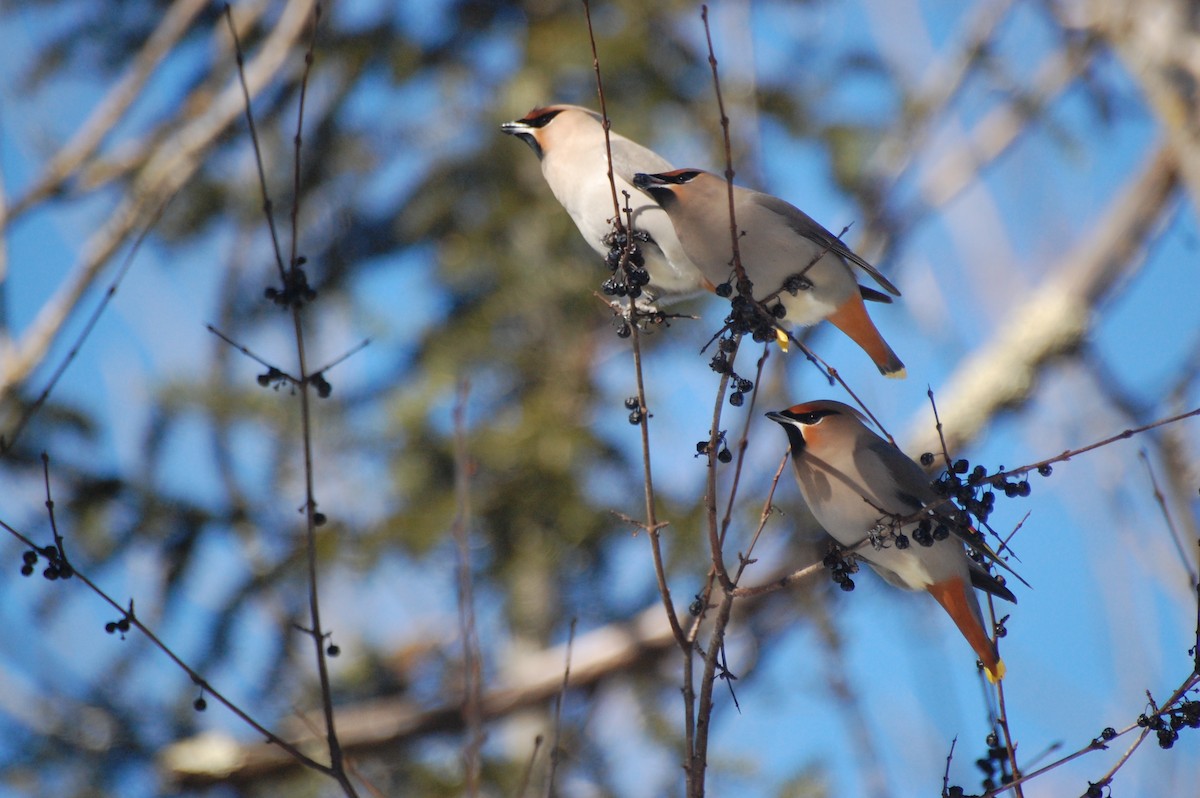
[670,170,701,184]
[793,408,837,425]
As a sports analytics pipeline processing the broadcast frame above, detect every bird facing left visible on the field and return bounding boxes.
[767,400,1017,681]
[501,105,713,304]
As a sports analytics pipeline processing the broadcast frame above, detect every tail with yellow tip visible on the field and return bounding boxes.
[926,577,1005,682]
[826,293,906,378]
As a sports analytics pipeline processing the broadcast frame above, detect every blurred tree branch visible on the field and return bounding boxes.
[905,144,1178,455]
[0,0,314,411]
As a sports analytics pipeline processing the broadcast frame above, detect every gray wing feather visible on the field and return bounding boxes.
[751,192,900,296]
[862,438,1029,586]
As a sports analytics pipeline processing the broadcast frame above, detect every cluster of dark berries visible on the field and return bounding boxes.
[927,457,1036,541]
[601,229,652,300]
[19,546,73,580]
[256,368,332,398]
[728,377,754,407]
[1138,699,1200,749]
[708,336,738,375]
[707,338,755,407]
[257,366,288,390]
[907,517,951,548]
[264,260,317,308]
[104,617,131,638]
[723,292,783,345]
[1083,781,1111,797]
[309,372,332,399]
[625,396,645,425]
[695,431,732,463]
[822,546,856,591]
[975,731,1014,791]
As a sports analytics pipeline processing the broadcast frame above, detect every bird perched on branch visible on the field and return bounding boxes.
[501,105,711,303]
[634,169,905,378]
[767,400,1017,681]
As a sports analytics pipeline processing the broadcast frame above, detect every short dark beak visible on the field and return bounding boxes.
[501,121,541,159]
[765,411,788,425]
[632,172,662,189]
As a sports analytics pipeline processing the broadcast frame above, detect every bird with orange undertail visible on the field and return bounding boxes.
[501,105,711,304]
[766,400,1017,681]
[633,169,905,378]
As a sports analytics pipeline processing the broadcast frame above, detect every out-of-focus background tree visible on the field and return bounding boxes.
[0,0,1197,796]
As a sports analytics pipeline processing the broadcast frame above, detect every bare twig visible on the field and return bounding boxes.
[1,196,172,455]
[582,0,624,233]
[0,507,329,778]
[942,736,958,798]
[227,4,357,795]
[731,538,869,599]
[544,618,577,798]
[2,0,209,223]
[718,343,771,551]
[517,736,544,798]
[981,669,1200,797]
[0,0,316,412]
[224,4,287,281]
[206,324,294,377]
[452,381,483,797]
[289,3,322,274]
[991,650,1024,798]
[1138,449,1198,588]
[700,5,748,289]
[988,405,1200,485]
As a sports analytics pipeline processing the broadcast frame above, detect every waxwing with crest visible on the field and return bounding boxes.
[767,400,1019,680]
[635,168,905,377]
[501,105,711,302]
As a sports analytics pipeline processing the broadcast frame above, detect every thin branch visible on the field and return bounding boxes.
[988,405,1200,485]
[227,3,356,795]
[582,0,624,232]
[516,736,544,798]
[731,538,869,599]
[0,511,329,777]
[991,637,1024,798]
[1139,449,1198,588]
[289,2,322,272]
[313,338,371,375]
[700,5,748,289]
[224,3,287,281]
[942,737,958,798]
[452,381,483,797]
[205,324,294,377]
[1,195,174,455]
[0,0,316,410]
[718,343,771,551]
[544,618,577,798]
[981,670,1200,797]
[2,0,209,223]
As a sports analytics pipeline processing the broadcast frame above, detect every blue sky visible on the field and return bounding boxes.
[2,0,1199,796]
